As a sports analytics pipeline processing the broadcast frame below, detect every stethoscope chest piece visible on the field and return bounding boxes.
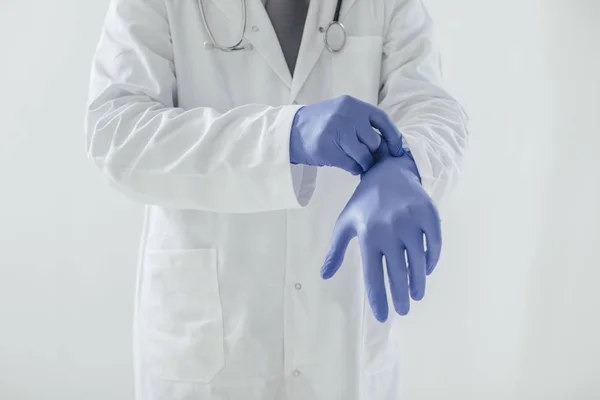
[323,21,346,53]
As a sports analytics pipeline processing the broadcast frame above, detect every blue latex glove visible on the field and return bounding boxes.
[320,150,442,322]
[290,95,405,175]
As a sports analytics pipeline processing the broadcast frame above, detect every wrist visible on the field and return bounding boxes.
[367,152,421,183]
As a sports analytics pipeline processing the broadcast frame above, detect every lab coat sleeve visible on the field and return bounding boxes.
[378,0,469,205]
[84,0,316,213]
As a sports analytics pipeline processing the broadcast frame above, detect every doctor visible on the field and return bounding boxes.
[85,0,468,398]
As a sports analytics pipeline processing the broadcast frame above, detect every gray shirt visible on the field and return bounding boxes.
[264,0,310,75]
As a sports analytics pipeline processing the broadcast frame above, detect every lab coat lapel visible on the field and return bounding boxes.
[208,0,293,89]
[290,0,359,103]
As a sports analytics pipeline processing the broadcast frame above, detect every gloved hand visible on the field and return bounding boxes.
[290,95,405,175]
[320,150,442,322]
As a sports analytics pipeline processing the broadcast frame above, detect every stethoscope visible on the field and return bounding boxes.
[200,0,347,53]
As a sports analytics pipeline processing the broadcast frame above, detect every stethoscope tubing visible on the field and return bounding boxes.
[201,0,345,53]
[200,0,247,51]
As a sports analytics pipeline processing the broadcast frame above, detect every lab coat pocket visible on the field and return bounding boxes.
[331,36,383,105]
[139,248,224,383]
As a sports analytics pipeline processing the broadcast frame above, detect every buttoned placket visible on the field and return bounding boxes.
[284,198,313,398]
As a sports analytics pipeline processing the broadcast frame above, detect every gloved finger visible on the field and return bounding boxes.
[369,108,404,156]
[359,238,388,322]
[384,244,410,316]
[339,134,375,172]
[374,139,391,163]
[421,206,442,275]
[355,124,382,153]
[404,233,427,301]
[321,217,356,279]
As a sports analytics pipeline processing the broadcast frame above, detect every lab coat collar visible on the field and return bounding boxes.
[291,0,360,103]
[208,0,293,88]
[208,0,360,100]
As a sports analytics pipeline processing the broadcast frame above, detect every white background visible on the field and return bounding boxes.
[1,0,599,399]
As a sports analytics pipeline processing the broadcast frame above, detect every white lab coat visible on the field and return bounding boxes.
[85,0,468,398]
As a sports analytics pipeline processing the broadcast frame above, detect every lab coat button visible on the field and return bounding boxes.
[295,283,302,290]
[293,370,301,377]
[251,26,259,32]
